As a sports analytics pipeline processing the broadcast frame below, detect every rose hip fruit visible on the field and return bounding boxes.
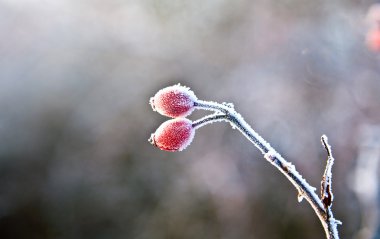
[150,84,197,118]
[149,118,195,152]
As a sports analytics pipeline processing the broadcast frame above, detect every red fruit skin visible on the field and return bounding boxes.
[366,28,380,52]
[150,84,197,118]
[150,118,195,152]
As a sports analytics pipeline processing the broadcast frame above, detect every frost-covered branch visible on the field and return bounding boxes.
[320,135,341,239]
[321,135,334,208]
[149,84,341,239]
[192,113,227,129]
[195,100,340,239]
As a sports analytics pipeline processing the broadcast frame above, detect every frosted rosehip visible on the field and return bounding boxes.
[150,84,197,118]
[149,118,195,152]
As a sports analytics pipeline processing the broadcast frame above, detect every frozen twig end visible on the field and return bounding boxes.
[320,135,335,208]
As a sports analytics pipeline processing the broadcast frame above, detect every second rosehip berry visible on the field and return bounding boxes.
[150,84,197,118]
[149,118,195,152]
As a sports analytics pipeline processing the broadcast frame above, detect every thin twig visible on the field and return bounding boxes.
[320,135,341,239]
[195,100,340,239]
[192,113,227,129]
[195,100,268,154]
[321,135,334,208]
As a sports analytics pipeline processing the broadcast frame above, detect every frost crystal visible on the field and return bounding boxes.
[297,193,304,203]
[222,102,235,108]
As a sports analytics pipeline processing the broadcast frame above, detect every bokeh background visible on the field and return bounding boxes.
[1,0,380,238]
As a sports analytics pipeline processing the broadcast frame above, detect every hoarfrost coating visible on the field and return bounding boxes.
[149,84,341,239]
[149,118,195,152]
[150,84,197,118]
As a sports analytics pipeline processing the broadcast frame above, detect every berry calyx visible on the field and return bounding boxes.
[150,84,197,118]
[149,118,195,152]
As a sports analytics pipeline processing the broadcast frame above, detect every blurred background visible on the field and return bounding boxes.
[1,0,380,238]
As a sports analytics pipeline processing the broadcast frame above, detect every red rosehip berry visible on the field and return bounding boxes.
[150,84,197,118]
[366,28,380,52]
[149,118,195,152]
